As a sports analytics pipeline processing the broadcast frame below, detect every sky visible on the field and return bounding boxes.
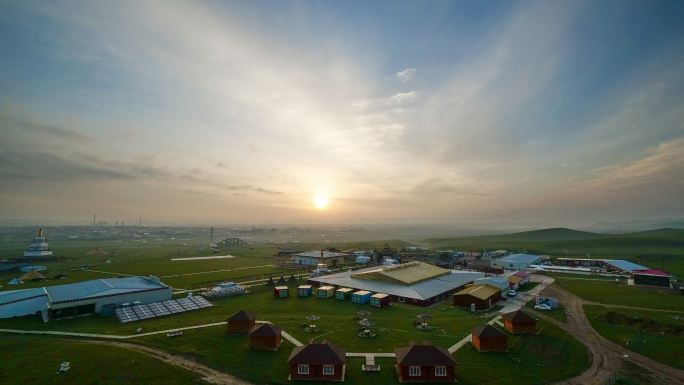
[0,0,683,227]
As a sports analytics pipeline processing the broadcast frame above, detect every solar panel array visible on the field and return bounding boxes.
[115,295,212,323]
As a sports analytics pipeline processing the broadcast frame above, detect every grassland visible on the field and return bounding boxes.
[554,278,684,311]
[584,305,684,370]
[136,316,587,385]
[0,335,206,385]
[0,285,589,384]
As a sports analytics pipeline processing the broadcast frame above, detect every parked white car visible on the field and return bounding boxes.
[506,290,517,297]
[534,304,552,311]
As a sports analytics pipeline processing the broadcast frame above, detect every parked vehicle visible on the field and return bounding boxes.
[506,290,517,297]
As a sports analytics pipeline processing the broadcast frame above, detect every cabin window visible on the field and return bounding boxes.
[398,296,405,303]
[323,365,334,375]
[409,366,421,376]
[297,364,309,374]
[435,366,447,376]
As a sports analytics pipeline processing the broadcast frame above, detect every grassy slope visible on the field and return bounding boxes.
[554,278,684,311]
[584,305,684,370]
[0,335,205,385]
[426,228,684,277]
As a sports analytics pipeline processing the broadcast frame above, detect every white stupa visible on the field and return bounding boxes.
[24,228,53,258]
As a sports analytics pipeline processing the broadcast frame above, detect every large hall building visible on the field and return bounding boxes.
[308,261,484,306]
[0,276,171,322]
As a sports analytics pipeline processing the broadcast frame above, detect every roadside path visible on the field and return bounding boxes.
[538,284,684,385]
[74,339,254,385]
[0,321,228,340]
[582,301,684,313]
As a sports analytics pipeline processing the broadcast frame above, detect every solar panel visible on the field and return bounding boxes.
[115,307,139,323]
[163,300,184,313]
[189,296,213,308]
[114,296,212,323]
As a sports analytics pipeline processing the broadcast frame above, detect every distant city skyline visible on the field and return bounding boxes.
[1,1,683,226]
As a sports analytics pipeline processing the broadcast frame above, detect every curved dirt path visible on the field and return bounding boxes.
[537,284,684,385]
[73,339,254,385]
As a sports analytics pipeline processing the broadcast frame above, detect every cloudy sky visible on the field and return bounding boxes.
[1,0,683,226]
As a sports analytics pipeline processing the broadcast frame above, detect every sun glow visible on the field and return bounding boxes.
[313,194,329,210]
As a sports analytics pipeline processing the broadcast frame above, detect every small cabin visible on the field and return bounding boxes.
[317,286,335,299]
[274,286,289,298]
[369,293,390,308]
[297,285,313,297]
[394,342,455,382]
[227,310,256,333]
[335,288,353,301]
[471,324,507,352]
[502,310,537,334]
[351,290,371,304]
[288,341,347,381]
[249,323,282,351]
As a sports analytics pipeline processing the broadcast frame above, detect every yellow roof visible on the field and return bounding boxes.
[351,261,449,285]
[454,284,500,300]
[319,286,335,290]
[508,275,523,284]
[336,288,353,293]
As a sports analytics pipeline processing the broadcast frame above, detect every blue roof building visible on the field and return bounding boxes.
[491,253,542,270]
[0,276,171,322]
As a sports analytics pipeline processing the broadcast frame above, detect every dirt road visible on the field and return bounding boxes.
[74,339,254,385]
[538,284,684,385]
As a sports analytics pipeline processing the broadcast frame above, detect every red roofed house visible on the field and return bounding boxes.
[227,310,256,333]
[249,323,282,350]
[632,269,672,288]
[394,342,455,382]
[471,324,507,352]
[501,310,537,334]
[288,341,346,381]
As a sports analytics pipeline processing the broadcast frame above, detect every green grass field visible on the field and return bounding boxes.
[0,335,206,385]
[0,285,589,384]
[135,317,587,385]
[584,305,684,370]
[554,278,684,311]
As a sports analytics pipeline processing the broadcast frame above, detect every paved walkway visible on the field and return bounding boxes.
[280,329,303,347]
[346,352,396,357]
[0,321,229,340]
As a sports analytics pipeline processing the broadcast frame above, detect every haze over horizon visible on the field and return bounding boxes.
[1,1,683,227]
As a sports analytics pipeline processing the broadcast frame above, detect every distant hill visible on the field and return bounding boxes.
[424,227,684,277]
[473,227,605,242]
[622,228,684,239]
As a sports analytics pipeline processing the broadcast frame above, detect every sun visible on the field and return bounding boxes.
[313,194,329,210]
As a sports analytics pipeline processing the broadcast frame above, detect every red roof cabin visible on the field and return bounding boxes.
[471,324,507,352]
[288,341,346,381]
[227,310,256,333]
[249,323,282,351]
[502,310,537,334]
[394,342,455,382]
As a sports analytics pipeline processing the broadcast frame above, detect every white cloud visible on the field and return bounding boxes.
[390,91,417,104]
[395,68,416,82]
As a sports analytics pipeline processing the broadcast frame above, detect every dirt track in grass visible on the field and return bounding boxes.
[537,284,684,385]
[74,339,254,385]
